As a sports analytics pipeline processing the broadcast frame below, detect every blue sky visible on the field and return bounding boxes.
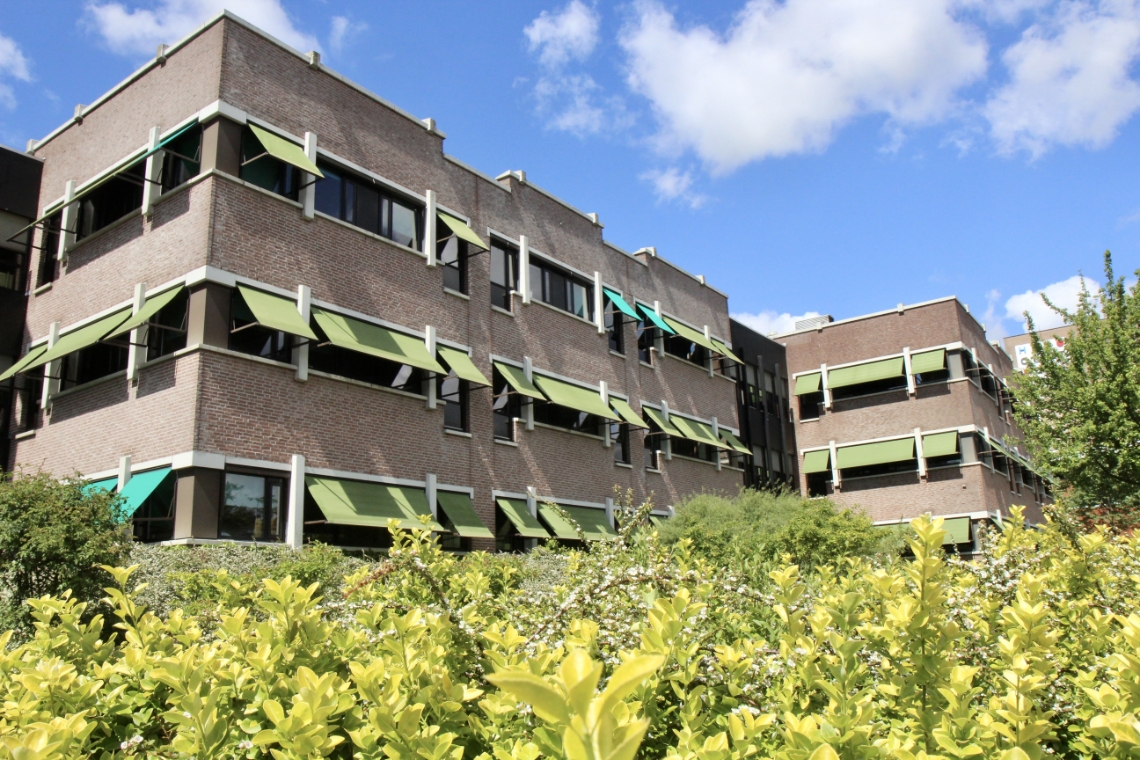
[0,0,1135,338]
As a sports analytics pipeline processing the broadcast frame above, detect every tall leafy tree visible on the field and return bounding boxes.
[1011,252,1140,527]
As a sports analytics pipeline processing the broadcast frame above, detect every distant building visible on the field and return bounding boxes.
[729,319,796,491]
[1003,325,1073,372]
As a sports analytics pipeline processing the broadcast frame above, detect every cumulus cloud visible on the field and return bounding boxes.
[0,31,31,109]
[85,0,320,56]
[1004,274,1102,331]
[525,0,599,67]
[640,166,708,208]
[986,0,1140,157]
[329,15,367,55]
[620,0,989,173]
[733,310,823,336]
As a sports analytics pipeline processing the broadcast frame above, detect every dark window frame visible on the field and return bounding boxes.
[132,473,176,543]
[219,470,286,543]
[798,392,823,420]
[532,397,604,436]
[663,334,709,368]
[58,341,129,391]
[75,162,146,241]
[604,295,624,354]
[145,290,190,362]
[490,240,519,311]
[529,257,594,321]
[636,321,655,364]
[312,159,422,249]
[439,372,469,432]
[240,126,302,201]
[492,366,520,441]
[159,125,203,194]
[229,289,293,364]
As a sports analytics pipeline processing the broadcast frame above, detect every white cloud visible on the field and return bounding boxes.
[1004,274,1102,331]
[535,74,607,135]
[732,310,823,336]
[525,0,599,68]
[85,0,320,57]
[620,0,988,173]
[986,0,1140,157]
[640,166,708,208]
[329,15,366,55]
[0,31,31,109]
[982,287,1007,339]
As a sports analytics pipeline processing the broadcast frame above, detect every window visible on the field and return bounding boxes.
[830,374,907,401]
[303,488,393,550]
[807,472,831,497]
[229,290,293,363]
[220,472,284,542]
[309,340,426,395]
[439,372,468,431]
[644,420,664,469]
[799,392,823,420]
[241,127,301,200]
[841,458,918,480]
[0,226,29,292]
[637,320,654,364]
[132,473,176,543]
[59,341,128,390]
[532,397,603,435]
[160,125,202,192]
[611,422,630,464]
[146,289,189,361]
[438,219,468,293]
[312,161,421,248]
[670,436,717,463]
[492,366,520,440]
[36,213,61,287]
[664,333,708,367]
[490,240,518,311]
[764,371,779,415]
[76,162,145,240]
[529,258,593,320]
[604,295,624,353]
[926,435,964,469]
[720,446,745,469]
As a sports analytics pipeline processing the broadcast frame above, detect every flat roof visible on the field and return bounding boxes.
[774,295,991,339]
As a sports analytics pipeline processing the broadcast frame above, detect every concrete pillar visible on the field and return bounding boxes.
[519,235,530,303]
[286,454,305,549]
[200,118,243,176]
[829,440,840,491]
[425,473,438,517]
[605,497,615,529]
[661,401,672,461]
[903,347,915,396]
[425,325,437,409]
[126,282,146,381]
[117,455,132,491]
[301,132,317,220]
[915,428,926,480]
[523,356,534,431]
[173,468,222,540]
[711,415,721,471]
[141,126,162,217]
[653,301,665,355]
[41,321,60,407]
[704,325,714,377]
[821,363,831,409]
[424,190,437,265]
[593,272,604,333]
[186,283,231,348]
[294,285,310,382]
[58,181,77,262]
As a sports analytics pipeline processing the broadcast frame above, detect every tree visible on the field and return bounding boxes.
[1011,251,1140,528]
[0,471,131,632]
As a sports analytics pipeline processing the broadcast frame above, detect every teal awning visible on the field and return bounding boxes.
[83,477,118,496]
[603,289,639,320]
[636,303,675,334]
[118,468,172,521]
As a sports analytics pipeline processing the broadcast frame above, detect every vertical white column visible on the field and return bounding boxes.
[601,381,611,448]
[117,455,132,491]
[141,127,162,217]
[593,272,604,334]
[525,487,538,549]
[703,325,714,377]
[425,325,437,409]
[821,363,831,409]
[915,428,926,480]
[425,473,438,517]
[523,356,534,431]
[424,190,437,265]
[126,282,146,381]
[301,132,318,220]
[829,440,840,491]
[286,454,305,549]
[605,497,615,529]
[903,347,915,396]
[294,285,311,382]
[653,300,665,355]
[41,321,60,408]
[519,235,530,303]
[59,181,77,263]
[661,400,672,461]
[711,415,721,471]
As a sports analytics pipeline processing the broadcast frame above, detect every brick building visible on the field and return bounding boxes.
[2,12,746,549]
[781,297,1049,550]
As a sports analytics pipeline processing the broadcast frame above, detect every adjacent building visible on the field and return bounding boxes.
[781,297,1049,550]
[729,319,795,491]
[1004,325,1073,372]
[2,12,747,550]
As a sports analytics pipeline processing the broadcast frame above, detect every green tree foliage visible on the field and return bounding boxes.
[1,509,1140,759]
[1011,252,1140,527]
[0,471,130,633]
[657,489,888,566]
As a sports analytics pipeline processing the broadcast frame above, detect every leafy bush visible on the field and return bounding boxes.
[658,489,891,567]
[1,502,1140,760]
[0,471,130,633]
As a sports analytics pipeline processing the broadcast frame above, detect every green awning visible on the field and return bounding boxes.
[609,397,648,429]
[312,308,444,373]
[496,497,549,538]
[248,123,323,177]
[142,121,198,161]
[438,346,489,385]
[793,373,821,395]
[238,286,318,341]
[26,308,134,371]
[118,468,172,521]
[636,304,674,334]
[711,338,742,364]
[828,357,905,389]
[720,429,751,455]
[533,375,620,421]
[603,289,640,320]
[0,345,48,382]
[836,438,915,469]
[803,450,831,474]
[538,503,615,541]
[941,517,971,545]
[493,362,545,401]
[437,212,488,250]
[911,349,946,375]
[669,415,731,450]
[643,407,682,436]
[306,477,442,531]
[106,286,186,339]
[538,503,579,540]
[663,317,718,353]
[922,431,959,458]
[436,491,493,539]
[83,477,118,496]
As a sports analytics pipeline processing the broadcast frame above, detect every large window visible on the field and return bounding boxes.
[611,422,630,464]
[439,373,468,432]
[807,472,831,497]
[532,397,602,435]
[637,320,654,364]
[604,294,624,354]
[671,436,717,463]
[132,474,176,543]
[146,290,189,361]
[841,457,918,480]
[241,127,301,200]
[160,126,202,193]
[492,366,520,440]
[313,161,421,249]
[644,420,664,469]
[59,342,128,390]
[529,258,593,320]
[0,226,28,292]
[35,213,61,287]
[490,241,518,311]
[76,162,145,240]
[798,392,823,420]
[220,472,284,542]
[664,333,708,368]
[438,219,468,294]
[309,340,426,396]
[229,290,293,363]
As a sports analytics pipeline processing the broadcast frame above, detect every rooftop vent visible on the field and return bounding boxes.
[794,315,833,331]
